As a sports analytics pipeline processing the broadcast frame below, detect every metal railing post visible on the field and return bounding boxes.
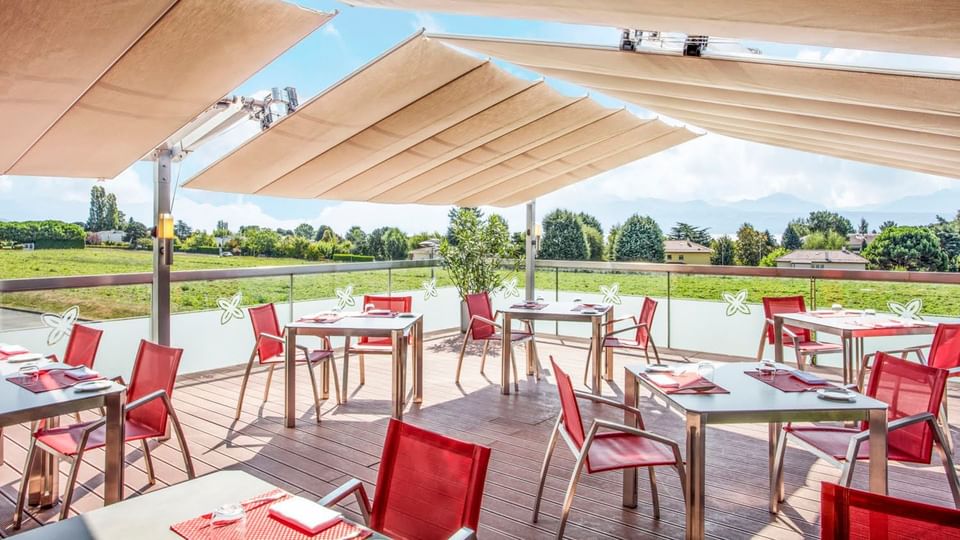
[388,268,392,295]
[288,274,294,322]
[555,267,559,335]
[666,271,672,349]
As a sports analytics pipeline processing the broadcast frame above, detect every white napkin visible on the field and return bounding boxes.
[791,370,826,384]
[268,496,341,534]
[63,366,100,380]
[0,344,29,355]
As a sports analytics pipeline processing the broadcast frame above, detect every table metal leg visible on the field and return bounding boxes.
[27,416,59,508]
[868,409,888,495]
[685,412,706,540]
[501,314,512,395]
[341,337,351,404]
[841,336,851,386]
[414,319,423,403]
[103,391,125,505]
[774,317,784,365]
[768,422,784,513]
[622,370,639,508]
[284,327,297,428]
[392,329,405,419]
[591,316,602,395]
[604,308,615,381]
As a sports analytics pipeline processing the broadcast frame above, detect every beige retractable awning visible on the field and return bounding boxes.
[434,35,960,180]
[1,0,333,179]
[184,33,699,207]
[346,0,960,57]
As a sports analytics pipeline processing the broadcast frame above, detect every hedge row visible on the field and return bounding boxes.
[0,220,85,243]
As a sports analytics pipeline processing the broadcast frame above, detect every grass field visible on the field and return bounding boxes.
[2,249,959,320]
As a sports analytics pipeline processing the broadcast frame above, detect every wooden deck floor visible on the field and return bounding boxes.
[3,332,959,539]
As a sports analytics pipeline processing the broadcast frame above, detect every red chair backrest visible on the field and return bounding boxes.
[465,292,496,340]
[820,481,960,539]
[634,297,657,347]
[370,419,491,540]
[63,324,103,370]
[762,296,812,344]
[928,323,960,371]
[865,352,947,463]
[126,340,184,435]
[550,357,586,448]
[249,304,282,362]
[359,295,413,345]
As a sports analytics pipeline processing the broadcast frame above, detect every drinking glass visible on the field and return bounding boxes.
[211,503,246,538]
[696,361,715,382]
[758,359,777,377]
[364,303,376,313]
[19,365,39,385]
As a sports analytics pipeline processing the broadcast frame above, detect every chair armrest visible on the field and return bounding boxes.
[319,478,372,523]
[448,527,477,540]
[608,316,638,325]
[593,419,682,451]
[605,324,648,338]
[259,333,285,344]
[887,412,937,432]
[469,315,502,330]
[766,318,800,341]
[573,391,645,419]
[863,345,929,360]
[948,366,960,376]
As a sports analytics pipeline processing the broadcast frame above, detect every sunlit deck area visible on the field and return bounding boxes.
[3,332,957,539]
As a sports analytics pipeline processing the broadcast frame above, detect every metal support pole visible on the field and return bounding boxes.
[525,200,536,302]
[151,149,173,346]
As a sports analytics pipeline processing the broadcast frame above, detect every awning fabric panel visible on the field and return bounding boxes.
[0,0,176,173]
[346,0,960,57]
[436,36,960,179]
[185,35,699,206]
[3,0,332,179]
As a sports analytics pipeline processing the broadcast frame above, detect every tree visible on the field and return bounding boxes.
[710,236,735,265]
[668,222,712,247]
[863,226,947,271]
[879,220,897,232]
[314,225,335,242]
[123,217,148,246]
[605,224,621,261]
[858,218,869,234]
[293,223,315,239]
[782,223,803,250]
[367,227,387,259]
[583,226,604,261]
[614,215,664,262]
[802,231,847,250]
[244,228,280,256]
[173,220,192,241]
[381,228,409,260]
[213,220,231,238]
[930,216,960,271]
[576,212,603,235]
[734,223,768,266]
[539,209,589,260]
[806,211,854,236]
[116,211,127,230]
[85,186,107,231]
[439,207,519,300]
[759,247,790,267]
[345,226,367,255]
[103,193,120,231]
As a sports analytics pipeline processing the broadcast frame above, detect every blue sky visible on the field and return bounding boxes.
[2,1,959,235]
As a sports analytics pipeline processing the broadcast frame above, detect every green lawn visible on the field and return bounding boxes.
[2,249,959,321]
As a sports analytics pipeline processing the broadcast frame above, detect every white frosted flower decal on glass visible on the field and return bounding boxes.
[600,283,621,305]
[217,291,244,325]
[722,290,751,316]
[500,277,520,298]
[41,306,79,346]
[421,278,439,301]
[888,299,923,320]
[336,285,357,310]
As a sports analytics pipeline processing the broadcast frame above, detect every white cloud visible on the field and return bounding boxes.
[412,12,444,33]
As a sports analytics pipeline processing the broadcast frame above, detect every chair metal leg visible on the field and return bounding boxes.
[329,358,342,405]
[359,353,365,385]
[530,340,542,381]
[479,339,490,374]
[648,467,661,519]
[942,391,954,454]
[305,359,322,423]
[649,338,662,365]
[456,334,470,383]
[73,412,82,423]
[13,437,39,529]
[162,397,196,479]
[234,350,257,419]
[557,450,589,539]
[675,462,688,502]
[583,341,593,386]
[931,418,960,508]
[60,451,85,521]
[772,428,789,508]
[795,348,806,371]
[141,440,156,485]
[263,364,276,403]
[757,328,768,360]
[533,415,562,522]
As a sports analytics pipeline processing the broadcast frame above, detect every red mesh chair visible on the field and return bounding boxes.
[455,292,540,390]
[859,322,960,449]
[821,482,960,539]
[758,295,842,370]
[584,296,660,385]
[59,323,104,370]
[536,358,685,538]
[320,419,491,540]
[773,353,960,508]
[14,340,195,525]
[236,303,338,421]
[341,295,412,399]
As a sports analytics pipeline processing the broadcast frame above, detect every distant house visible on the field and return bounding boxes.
[776,250,868,270]
[846,233,877,252]
[91,230,125,243]
[664,240,712,264]
[408,246,434,261]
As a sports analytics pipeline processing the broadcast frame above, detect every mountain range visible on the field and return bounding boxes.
[574,190,960,237]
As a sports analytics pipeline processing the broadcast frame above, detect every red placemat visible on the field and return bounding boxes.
[170,490,373,540]
[0,347,30,360]
[6,370,101,393]
[510,303,548,310]
[298,315,343,324]
[745,370,833,392]
[641,372,729,394]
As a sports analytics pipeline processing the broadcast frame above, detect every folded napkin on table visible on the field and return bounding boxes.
[268,496,342,534]
[63,366,100,380]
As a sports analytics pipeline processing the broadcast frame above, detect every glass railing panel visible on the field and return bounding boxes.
[383,266,461,334]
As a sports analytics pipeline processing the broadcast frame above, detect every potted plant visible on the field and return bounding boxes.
[439,208,523,332]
